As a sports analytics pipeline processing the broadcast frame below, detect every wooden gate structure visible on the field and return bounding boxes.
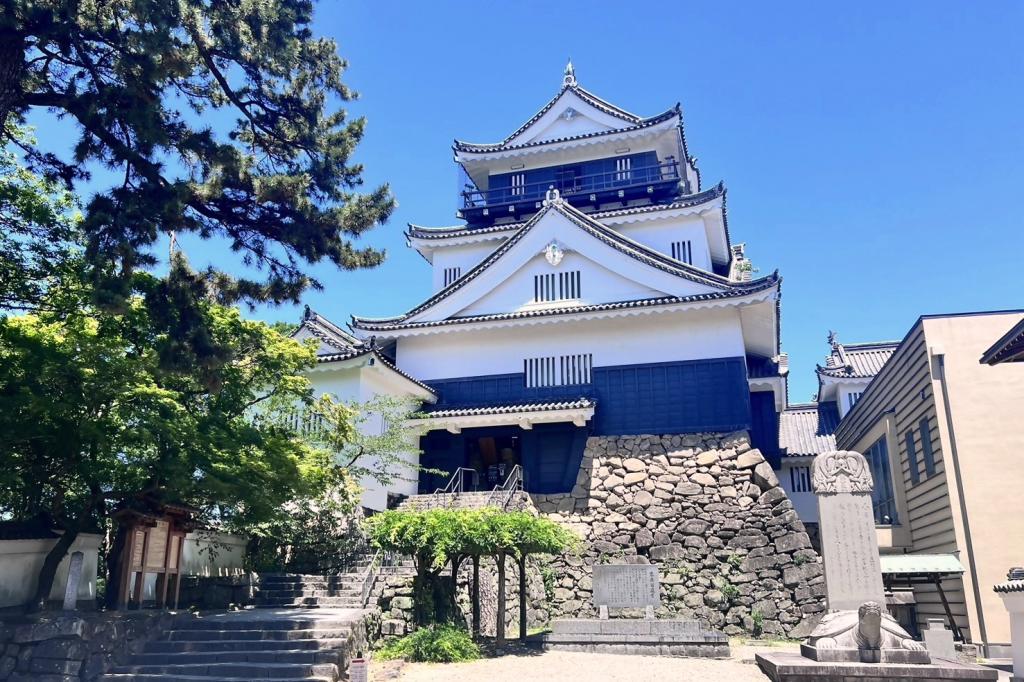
[113,501,197,609]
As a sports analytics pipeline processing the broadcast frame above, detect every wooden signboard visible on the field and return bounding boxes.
[114,501,195,610]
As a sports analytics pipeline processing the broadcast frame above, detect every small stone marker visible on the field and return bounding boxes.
[63,551,84,611]
[922,619,957,661]
[593,564,660,618]
[811,450,887,611]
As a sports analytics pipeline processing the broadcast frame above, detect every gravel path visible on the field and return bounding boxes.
[379,642,800,682]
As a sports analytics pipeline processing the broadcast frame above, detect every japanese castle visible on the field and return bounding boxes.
[297,63,790,507]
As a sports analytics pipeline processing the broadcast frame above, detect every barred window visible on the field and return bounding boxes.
[534,271,580,302]
[789,466,811,493]
[866,436,898,524]
[524,353,592,387]
[671,240,692,264]
[443,267,461,287]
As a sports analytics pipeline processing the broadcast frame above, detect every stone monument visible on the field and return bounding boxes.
[62,551,84,611]
[593,564,659,620]
[756,450,997,681]
[532,563,729,658]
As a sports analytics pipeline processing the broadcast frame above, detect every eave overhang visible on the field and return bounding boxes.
[308,348,437,402]
[980,316,1024,365]
[406,398,596,434]
[352,285,778,339]
[455,111,680,163]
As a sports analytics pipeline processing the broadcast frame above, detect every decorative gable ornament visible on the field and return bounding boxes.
[544,240,565,267]
[561,107,578,121]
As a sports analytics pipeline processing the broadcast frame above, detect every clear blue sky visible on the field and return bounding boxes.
[43,1,1024,401]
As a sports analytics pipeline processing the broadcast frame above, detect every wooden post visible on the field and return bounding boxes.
[472,555,481,639]
[518,553,527,641]
[496,552,506,647]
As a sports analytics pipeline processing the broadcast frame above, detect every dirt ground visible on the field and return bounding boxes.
[371,641,800,682]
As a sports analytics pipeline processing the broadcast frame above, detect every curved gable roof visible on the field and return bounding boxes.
[354,196,776,330]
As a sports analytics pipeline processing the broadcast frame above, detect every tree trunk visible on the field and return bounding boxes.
[518,553,527,641]
[105,525,129,610]
[471,555,480,638]
[496,552,506,647]
[26,527,79,613]
[0,27,25,126]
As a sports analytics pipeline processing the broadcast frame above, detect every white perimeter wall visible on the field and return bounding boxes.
[0,534,101,608]
[395,307,746,382]
[180,531,248,578]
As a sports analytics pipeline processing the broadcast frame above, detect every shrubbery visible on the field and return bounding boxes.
[376,625,480,663]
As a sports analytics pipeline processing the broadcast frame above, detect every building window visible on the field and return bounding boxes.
[905,429,921,485]
[919,418,936,477]
[615,156,632,181]
[534,271,580,302]
[443,267,461,287]
[865,436,898,525]
[525,353,592,388]
[789,465,811,493]
[510,172,525,197]
[671,240,692,264]
[846,391,863,410]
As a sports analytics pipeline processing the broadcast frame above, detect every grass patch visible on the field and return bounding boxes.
[376,625,480,663]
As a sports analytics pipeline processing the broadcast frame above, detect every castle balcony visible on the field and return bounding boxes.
[458,159,681,226]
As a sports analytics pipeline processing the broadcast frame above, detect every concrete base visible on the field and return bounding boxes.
[530,618,729,658]
[756,652,999,682]
[801,643,932,664]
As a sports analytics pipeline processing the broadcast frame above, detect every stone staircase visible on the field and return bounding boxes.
[97,611,368,681]
[255,573,370,609]
[397,490,510,511]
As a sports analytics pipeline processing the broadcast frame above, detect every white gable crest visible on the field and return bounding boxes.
[544,240,565,267]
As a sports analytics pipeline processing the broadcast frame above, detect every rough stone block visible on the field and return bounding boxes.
[736,450,765,469]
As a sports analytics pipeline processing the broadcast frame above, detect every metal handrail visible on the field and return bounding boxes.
[485,464,523,509]
[359,548,382,608]
[461,160,680,209]
[431,467,478,508]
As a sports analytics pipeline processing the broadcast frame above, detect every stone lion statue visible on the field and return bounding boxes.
[809,602,926,652]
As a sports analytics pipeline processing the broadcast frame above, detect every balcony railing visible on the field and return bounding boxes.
[461,160,681,213]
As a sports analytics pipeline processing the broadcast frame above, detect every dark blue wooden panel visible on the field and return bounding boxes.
[748,391,781,468]
[423,357,752,437]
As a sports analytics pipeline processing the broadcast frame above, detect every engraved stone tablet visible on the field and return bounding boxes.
[63,551,84,610]
[812,450,887,611]
[592,564,660,609]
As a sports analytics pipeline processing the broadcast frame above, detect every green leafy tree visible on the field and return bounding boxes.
[0,265,343,610]
[0,120,83,312]
[366,508,578,640]
[1,0,394,355]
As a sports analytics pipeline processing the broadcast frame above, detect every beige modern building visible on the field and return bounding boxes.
[834,310,1024,655]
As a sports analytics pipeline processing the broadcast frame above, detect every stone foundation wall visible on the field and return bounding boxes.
[531,431,826,638]
[0,611,179,681]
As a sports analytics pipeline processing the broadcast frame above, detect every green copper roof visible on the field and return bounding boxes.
[880,554,965,575]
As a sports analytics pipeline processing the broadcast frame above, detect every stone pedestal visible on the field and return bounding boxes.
[756,651,999,682]
[532,618,729,658]
[922,619,957,662]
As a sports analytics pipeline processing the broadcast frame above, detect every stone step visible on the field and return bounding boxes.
[257,586,364,596]
[172,618,357,631]
[255,597,365,608]
[108,661,339,679]
[144,638,351,653]
[165,628,356,641]
[128,649,342,666]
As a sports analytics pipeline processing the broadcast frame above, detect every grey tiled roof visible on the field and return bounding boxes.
[406,184,726,241]
[422,398,595,419]
[980,316,1024,365]
[293,310,361,355]
[454,83,651,153]
[779,402,840,458]
[817,341,899,379]
[315,347,437,397]
[994,580,1024,593]
[353,287,777,332]
[356,198,776,331]
[454,106,679,154]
